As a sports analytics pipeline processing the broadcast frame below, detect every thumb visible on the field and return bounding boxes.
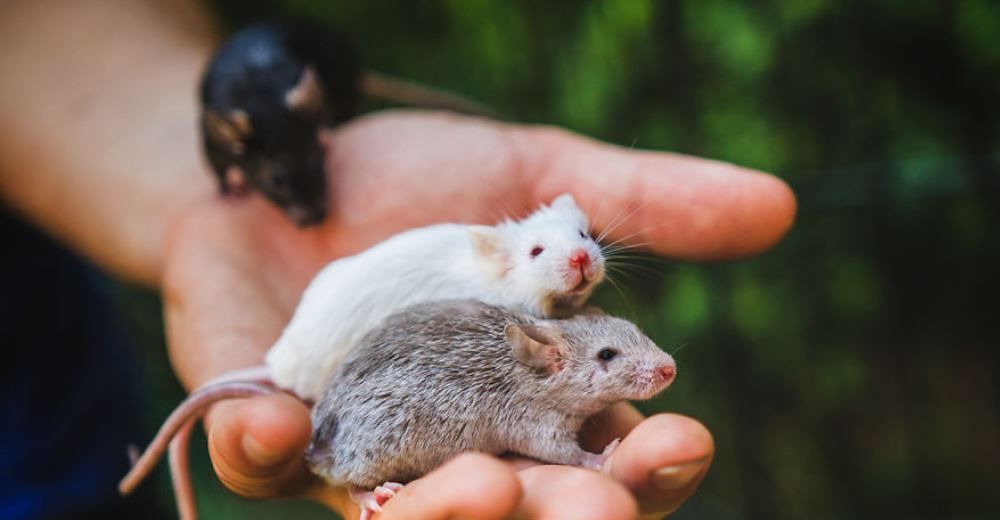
[204,393,315,498]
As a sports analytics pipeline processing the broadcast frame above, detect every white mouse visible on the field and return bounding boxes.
[266,193,606,400]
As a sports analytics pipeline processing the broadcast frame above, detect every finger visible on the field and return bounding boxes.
[376,453,521,520]
[204,393,315,499]
[508,125,797,260]
[601,414,714,517]
[514,465,638,520]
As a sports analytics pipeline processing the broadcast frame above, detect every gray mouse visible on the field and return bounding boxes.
[306,299,677,517]
[117,300,675,519]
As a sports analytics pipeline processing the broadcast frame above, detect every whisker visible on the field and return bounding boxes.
[602,242,655,255]
[596,200,647,244]
[605,262,675,277]
[604,253,674,264]
[601,272,636,315]
[601,221,670,250]
[604,264,635,276]
[605,262,666,277]
[595,207,627,244]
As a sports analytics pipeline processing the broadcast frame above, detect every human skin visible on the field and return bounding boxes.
[0,1,796,518]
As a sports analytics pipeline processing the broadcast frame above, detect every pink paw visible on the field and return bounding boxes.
[580,438,621,471]
[601,438,621,459]
[351,482,404,520]
[374,481,404,499]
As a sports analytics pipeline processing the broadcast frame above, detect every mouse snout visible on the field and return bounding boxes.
[286,204,326,227]
[628,358,677,400]
[655,363,676,385]
[568,249,591,269]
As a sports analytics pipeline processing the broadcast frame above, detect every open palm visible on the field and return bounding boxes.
[162,110,795,519]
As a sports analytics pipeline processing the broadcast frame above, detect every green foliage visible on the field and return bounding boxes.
[685,0,774,80]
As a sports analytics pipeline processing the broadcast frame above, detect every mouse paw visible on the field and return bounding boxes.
[579,438,621,471]
[350,482,404,520]
[222,166,250,196]
[601,437,621,459]
[374,481,404,499]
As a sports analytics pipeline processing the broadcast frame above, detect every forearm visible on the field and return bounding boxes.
[0,0,219,286]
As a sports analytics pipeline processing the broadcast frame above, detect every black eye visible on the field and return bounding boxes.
[597,348,618,361]
[579,230,588,239]
[530,246,544,257]
[267,167,288,188]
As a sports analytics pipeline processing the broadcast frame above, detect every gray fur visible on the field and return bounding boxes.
[306,299,676,489]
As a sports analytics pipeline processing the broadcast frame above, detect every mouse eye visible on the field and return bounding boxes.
[597,348,618,361]
[267,167,288,188]
[530,246,544,258]
[579,230,588,239]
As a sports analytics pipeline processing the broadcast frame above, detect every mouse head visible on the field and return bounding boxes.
[470,194,606,317]
[202,67,329,226]
[243,130,328,227]
[505,312,675,412]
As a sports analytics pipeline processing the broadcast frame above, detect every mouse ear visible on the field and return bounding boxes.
[469,226,499,255]
[285,66,324,119]
[550,193,578,211]
[505,323,567,374]
[202,109,251,155]
[468,226,509,272]
[549,193,589,228]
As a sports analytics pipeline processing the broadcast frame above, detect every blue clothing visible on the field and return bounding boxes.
[0,211,157,519]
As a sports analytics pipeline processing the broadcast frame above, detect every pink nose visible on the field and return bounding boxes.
[656,364,676,384]
[569,249,590,269]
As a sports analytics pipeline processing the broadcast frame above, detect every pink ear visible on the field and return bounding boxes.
[505,324,566,374]
[468,226,511,277]
[469,226,499,257]
[223,166,248,196]
[285,66,324,116]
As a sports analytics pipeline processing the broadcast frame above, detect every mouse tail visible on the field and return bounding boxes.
[199,364,273,387]
[360,71,503,119]
[169,419,198,520]
[117,381,282,496]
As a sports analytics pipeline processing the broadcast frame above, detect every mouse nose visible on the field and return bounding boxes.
[569,249,590,269]
[655,364,676,385]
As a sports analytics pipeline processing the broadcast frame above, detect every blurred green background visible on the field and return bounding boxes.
[121,1,1000,518]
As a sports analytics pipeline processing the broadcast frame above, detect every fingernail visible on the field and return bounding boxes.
[651,461,703,491]
[242,433,284,467]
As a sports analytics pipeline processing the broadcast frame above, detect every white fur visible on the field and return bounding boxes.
[265,194,605,400]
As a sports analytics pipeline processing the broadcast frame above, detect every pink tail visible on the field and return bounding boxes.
[169,418,197,520]
[118,381,280,496]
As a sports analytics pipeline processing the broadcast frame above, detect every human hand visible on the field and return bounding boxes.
[162,110,795,518]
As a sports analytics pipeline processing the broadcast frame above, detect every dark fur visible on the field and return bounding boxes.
[200,21,361,226]
[306,300,675,489]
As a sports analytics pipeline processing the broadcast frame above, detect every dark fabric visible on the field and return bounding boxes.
[0,210,156,520]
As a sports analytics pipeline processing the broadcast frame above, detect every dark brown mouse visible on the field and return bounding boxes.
[201,20,499,226]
